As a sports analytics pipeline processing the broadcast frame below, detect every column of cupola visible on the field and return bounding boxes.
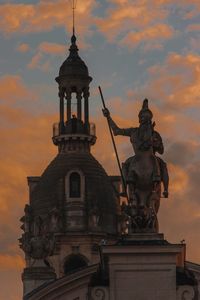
[58,87,90,133]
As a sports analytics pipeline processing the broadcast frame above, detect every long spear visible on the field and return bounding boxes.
[98,86,129,202]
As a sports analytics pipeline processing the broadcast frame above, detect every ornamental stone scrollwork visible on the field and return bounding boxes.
[176,285,195,300]
[90,287,109,300]
[19,207,61,259]
[20,230,55,260]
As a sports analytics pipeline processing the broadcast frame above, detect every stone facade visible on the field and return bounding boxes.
[23,235,200,300]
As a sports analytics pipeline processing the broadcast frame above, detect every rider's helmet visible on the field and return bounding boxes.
[138,99,153,123]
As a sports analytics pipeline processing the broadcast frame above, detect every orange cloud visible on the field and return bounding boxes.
[0,104,56,220]
[168,164,188,195]
[96,2,169,42]
[28,52,43,69]
[28,52,51,72]
[0,75,35,103]
[0,0,96,35]
[121,23,174,50]
[0,86,56,299]
[0,254,24,270]
[145,53,200,109]
[187,23,200,32]
[28,42,66,71]
[0,75,56,246]
[95,0,178,51]
[110,0,129,4]
[38,42,66,55]
[16,43,30,53]
[95,0,200,49]
[0,105,56,298]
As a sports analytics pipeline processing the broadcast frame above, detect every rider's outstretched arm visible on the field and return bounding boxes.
[102,108,133,136]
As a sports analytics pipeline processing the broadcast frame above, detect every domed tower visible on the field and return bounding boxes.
[20,29,120,297]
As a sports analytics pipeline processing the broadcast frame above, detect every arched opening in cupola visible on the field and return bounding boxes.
[64,254,88,275]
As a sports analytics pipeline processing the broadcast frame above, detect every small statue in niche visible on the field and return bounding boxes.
[20,204,32,233]
[103,99,169,233]
[89,204,100,229]
[49,207,61,233]
[33,215,43,236]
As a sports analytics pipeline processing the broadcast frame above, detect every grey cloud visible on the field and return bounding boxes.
[164,141,200,166]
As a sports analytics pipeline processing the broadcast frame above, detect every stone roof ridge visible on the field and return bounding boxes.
[24,264,98,300]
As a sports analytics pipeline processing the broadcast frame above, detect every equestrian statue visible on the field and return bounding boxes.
[103,99,169,233]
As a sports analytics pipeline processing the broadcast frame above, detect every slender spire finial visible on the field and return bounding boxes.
[71,0,77,36]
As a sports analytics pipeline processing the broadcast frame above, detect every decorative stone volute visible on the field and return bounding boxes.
[176,286,195,300]
[90,287,109,300]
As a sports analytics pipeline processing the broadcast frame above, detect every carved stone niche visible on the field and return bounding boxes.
[90,287,109,300]
[176,285,195,300]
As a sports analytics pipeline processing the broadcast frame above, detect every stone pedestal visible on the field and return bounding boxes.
[103,234,185,300]
[22,266,56,297]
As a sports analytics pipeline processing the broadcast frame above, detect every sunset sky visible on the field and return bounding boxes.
[0,0,200,299]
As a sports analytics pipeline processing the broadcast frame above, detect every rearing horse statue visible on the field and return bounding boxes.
[103,99,169,233]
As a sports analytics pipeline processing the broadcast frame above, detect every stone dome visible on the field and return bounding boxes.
[31,152,119,234]
[58,35,90,78]
[59,55,89,77]
[59,57,89,77]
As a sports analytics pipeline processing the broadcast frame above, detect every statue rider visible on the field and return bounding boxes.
[102,99,169,199]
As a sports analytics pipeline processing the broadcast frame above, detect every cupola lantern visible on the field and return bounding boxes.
[53,33,95,152]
